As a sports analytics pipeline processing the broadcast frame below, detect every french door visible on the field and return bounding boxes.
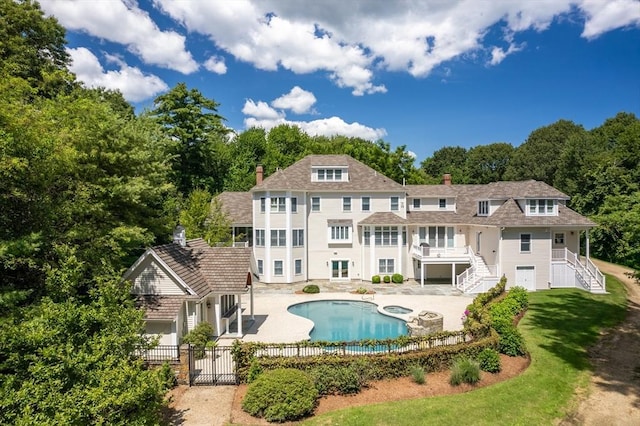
[331,260,349,279]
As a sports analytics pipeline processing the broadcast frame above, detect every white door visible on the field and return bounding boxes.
[516,266,536,290]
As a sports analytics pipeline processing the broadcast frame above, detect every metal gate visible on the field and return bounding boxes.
[188,345,237,386]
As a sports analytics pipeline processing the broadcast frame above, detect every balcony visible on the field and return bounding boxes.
[411,244,470,263]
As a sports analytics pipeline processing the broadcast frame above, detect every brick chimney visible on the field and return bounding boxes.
[443,173,452,185]
[256,165,263,185]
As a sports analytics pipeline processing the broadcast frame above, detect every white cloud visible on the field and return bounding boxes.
[242,100,284,120]
[242,89,385,140]
[40,0,198,73]
[580,0,640,38]
[203,56,227,74]
[154,0,639,94]
[68,47,168,102]
[489,42,525,66]
[271,86,317,114]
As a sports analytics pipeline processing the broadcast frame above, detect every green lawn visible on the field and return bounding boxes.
[304,275,627,425]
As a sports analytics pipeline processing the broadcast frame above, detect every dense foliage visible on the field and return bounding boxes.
[242,368,319,422]
[449,357,481,386]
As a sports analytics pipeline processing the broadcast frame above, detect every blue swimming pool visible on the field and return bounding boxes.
[287,300,407,342]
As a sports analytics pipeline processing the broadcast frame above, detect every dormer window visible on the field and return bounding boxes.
[527,199,556,216]
[439,198,447,209]
[413,199,421,209]
[478,200,489,216]
[313,166,347,182]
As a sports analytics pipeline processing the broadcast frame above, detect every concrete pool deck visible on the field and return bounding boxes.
[218,282,475,344]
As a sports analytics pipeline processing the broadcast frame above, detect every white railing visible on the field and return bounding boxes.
[412,244,469,259]
[455,246,499,293]
[551,247,605,292]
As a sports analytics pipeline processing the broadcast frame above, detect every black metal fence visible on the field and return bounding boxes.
[189,345,237,386]
[134,345,180,363]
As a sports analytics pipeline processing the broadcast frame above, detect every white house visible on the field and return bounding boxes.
[218,154,605,294]
[124,228,258,345]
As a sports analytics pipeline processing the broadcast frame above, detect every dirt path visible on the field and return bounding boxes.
[563,259,640,425]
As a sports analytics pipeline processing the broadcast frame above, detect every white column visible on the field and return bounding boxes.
[265,191,271,282]
[286,191,292,283]
[250,280,254,320]
[397,226,403,276]
[236,294,243,337]
[586,229,590,259]
[214,296,221,336]
[451,263,456,286]
[370,226,376,279]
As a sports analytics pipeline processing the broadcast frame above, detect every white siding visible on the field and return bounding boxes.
[500,228,552,290]
[145,321,174,345]
[131,257,185,295]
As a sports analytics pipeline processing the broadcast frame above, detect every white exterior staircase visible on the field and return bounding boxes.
[456,247,499,294]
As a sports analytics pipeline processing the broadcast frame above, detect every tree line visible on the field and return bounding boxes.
[0,0,637,423]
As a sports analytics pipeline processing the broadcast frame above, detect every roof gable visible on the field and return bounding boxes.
[251,155,405,192]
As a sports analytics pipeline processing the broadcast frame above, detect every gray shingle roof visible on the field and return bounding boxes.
[135,295,195,320]
[482,180,570,200]
[251,155,405,192]
[152,239,253,296]
[217,191,252,225]
[359,212,407,225]
[405,184,456,197]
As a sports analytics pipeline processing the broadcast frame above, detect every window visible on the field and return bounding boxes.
[270,197,286,212]
[527,199,556,216]
[378,258,395,274]
[311,196,320,212]
[316,168,344,181]
[390,196,399,211]
[270,229,286,246]
[329,225,351,242]
[255,229,265,247]
[295,259,302,275]
[374,226,399,246]
[439,198,447,209]
[260,197,266,213]
[257,259,263,274]
[361,196,370,211]
[292,229,304,246]
[427,226,454,248]
[273,260,283,276]
[554,233,565,245]
[402,229,407,246]
[364,228,370,245]
[291,197,297,213]
[478,200,489,216]
[413,198,421,209]
[343,197,351,212]
[520,234,531,252]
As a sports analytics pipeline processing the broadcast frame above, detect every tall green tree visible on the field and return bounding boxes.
[0,0,74,97]
[421,146,468,184]
[224,127,268,191]
[504,119,586,185]
[465,142,513,184]
[150,83,231,195]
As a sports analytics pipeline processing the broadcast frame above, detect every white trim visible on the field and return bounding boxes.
[329,258,350,280]
[519,233,532,253]
[124,249,197,295]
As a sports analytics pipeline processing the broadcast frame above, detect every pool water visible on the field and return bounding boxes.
[287,300,407,342]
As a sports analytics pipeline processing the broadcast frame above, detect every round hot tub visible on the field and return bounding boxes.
[383,305,413,315]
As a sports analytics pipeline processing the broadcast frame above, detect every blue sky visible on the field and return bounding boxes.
[40,0,640,162]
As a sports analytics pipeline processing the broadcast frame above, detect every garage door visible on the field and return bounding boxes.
[516,266,536,291]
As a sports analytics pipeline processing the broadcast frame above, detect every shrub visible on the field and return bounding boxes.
[497,325,527,356]
[247,360,263,383]
[450,357,481,386]
[242,368,318,422]
[310,364,362,395]
[392,273,404,284]
[476,348,501,373]
[410,365,426,385]
[159,362,177,390]
[383,275,391,283]
[372,275,381,284]
[302,284,320,294]
[355,287,368,294]
[182,322,216,359]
